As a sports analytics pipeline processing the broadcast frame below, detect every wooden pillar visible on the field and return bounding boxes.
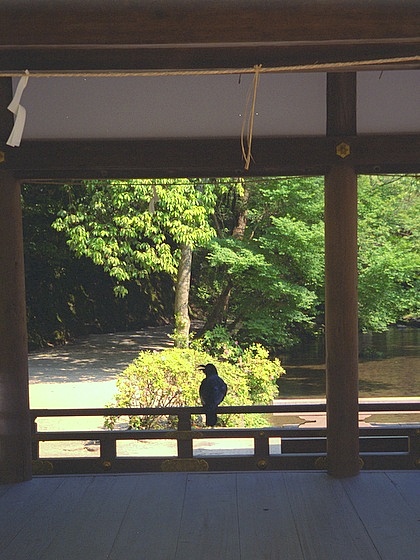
[0,78,32,483]
[0,171,32,483]
[325,73,360,477]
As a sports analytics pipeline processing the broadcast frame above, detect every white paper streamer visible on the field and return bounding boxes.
[6,70,29,147]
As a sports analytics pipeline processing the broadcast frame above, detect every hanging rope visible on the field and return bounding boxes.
[241,64,262,171]
[2,54,419,168]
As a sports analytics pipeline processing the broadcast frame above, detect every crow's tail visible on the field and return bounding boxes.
[205,410,218,427]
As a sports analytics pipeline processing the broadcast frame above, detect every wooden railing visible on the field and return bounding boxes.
[30,402,420,474]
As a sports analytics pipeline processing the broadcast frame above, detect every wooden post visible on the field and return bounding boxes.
[0,170,32,482]
[0,78,32,482]
[177,411,193,458]
[325,73,360,477]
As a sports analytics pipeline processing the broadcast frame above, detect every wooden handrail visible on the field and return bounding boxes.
[29,401,420,474]
[29,401,420,419]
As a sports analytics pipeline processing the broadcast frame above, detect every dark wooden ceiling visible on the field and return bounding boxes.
[1,0,419,74]
[2,1,419,45]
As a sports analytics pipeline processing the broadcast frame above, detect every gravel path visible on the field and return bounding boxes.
[29,325,173,406]
[29,326,173,439]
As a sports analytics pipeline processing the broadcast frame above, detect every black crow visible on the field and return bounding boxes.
[199,363,227,427]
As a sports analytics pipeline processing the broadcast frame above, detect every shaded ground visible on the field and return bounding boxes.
[29,325,173,411]
[29,325,173,385]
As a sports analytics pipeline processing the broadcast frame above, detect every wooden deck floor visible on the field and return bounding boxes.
[0,471,419,560]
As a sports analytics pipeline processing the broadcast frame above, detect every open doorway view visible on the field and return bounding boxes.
[24,174,419,466]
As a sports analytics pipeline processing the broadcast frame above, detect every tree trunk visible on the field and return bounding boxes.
[174,243,192,347]
[201,279,233,333]
[232,184,249,239]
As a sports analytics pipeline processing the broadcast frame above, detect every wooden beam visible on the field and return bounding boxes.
[327,74,357,136]
[2,135,419,180]
[2,1,419,48]
[325,73,360,477]
[1,43,419,75]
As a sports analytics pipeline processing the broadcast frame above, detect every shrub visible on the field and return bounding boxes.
[105,345,283,430]
[196,325,243,363]
[239,344,282,404]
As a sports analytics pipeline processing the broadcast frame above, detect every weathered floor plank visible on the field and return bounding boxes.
[236,472,305,560]
[175,473,241,560]
[0,477,67,553]
[385,471,420,517]
[0,484,13,498]
[342,472,420,560]
[37,475,137,560]
[284,472,382,560]
[0,471,419,560]
[108,472,187,560]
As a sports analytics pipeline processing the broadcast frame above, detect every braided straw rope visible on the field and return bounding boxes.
[3,56,419,166]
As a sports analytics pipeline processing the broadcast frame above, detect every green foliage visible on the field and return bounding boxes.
[193,177,325,349]
[52,179,218,347]
[193,326,283,405]
[53,179,217,293]
[194,325,243,363]
[22,183,172,348]
[239,344,283,405]
[358,176,419,331]
[193,174,419,347]
[105,346,283,430]
[24,174,419,350]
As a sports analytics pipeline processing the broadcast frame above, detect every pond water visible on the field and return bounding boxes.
[277,327,419,399]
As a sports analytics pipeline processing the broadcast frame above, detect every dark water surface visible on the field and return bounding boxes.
[277,327,419,398]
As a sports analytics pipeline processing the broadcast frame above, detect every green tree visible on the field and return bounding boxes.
[48,174,418,353]
[53,179,217,346]
[193,177,325,349]
[357,175,419,330]
[22,183,172,348]
[194,174,419,349]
